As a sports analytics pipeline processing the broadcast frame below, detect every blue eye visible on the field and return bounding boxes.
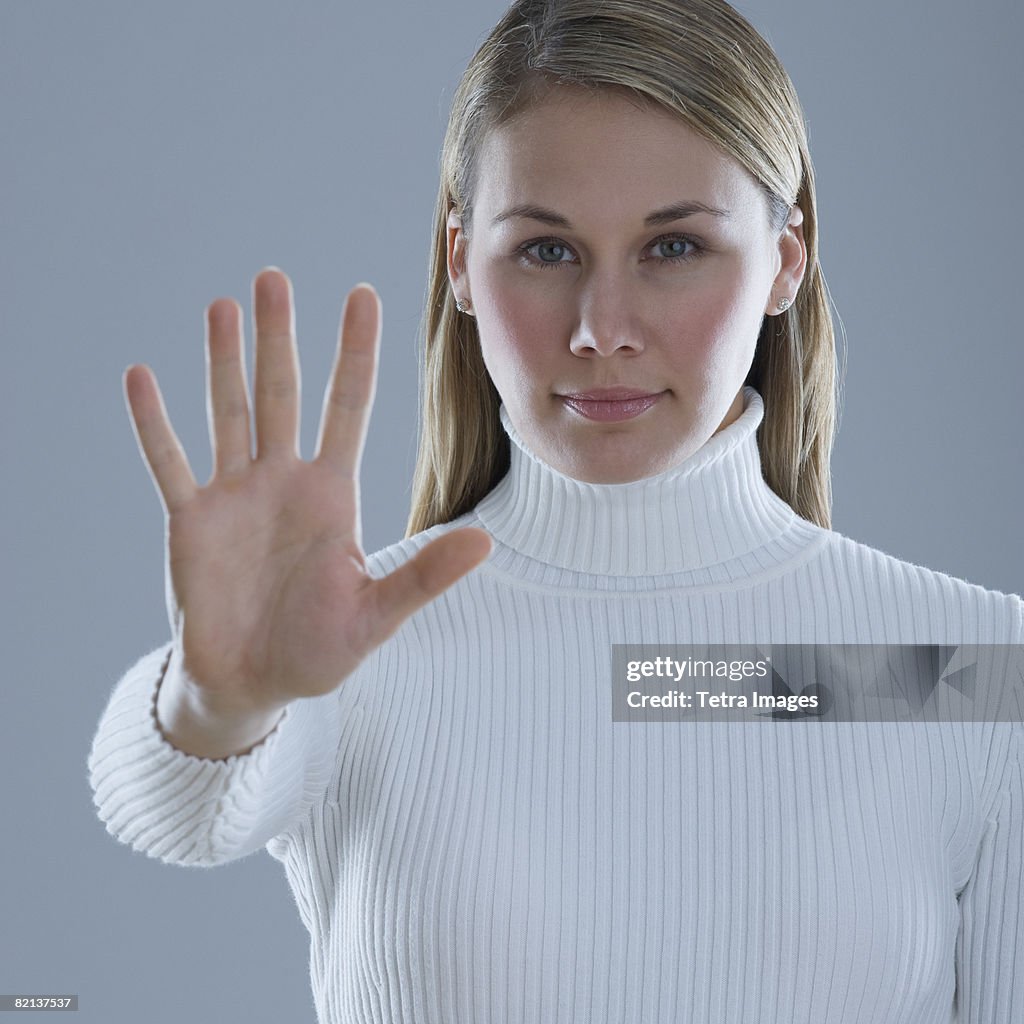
[526,241,572,267]
[514,234,704,270]
[655,238,694,260]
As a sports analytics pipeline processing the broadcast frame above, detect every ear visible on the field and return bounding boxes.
[446,207,471,300]
[767,204,808,315]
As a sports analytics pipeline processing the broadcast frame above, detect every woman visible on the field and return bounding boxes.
[89,0,1023,1021]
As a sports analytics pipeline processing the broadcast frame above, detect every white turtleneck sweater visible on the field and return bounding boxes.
[88,386,1024,1024]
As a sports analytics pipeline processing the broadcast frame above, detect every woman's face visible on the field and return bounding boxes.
[447,86,807,484]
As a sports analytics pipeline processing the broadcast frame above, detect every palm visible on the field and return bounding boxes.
[125,269,491,714]
[166,458,368,708]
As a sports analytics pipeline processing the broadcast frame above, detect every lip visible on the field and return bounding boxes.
[559,388,666,422]
[561,387,662,401]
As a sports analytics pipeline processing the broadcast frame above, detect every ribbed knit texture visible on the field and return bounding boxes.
[88,386,1024,1023]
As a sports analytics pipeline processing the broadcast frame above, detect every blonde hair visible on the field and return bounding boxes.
[407,0,843,537]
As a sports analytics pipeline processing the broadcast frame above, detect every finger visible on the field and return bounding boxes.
[205,298,253,477]
[123,364,198,514]
[361,527,493,650]
[253,268,301,459]
[314,284,381,478]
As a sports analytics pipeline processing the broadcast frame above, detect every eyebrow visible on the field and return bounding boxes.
[490,199,731,228]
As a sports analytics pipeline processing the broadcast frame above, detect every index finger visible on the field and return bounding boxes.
[314,283,381,478]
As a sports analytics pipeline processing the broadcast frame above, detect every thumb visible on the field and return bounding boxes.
[362,527,493,648]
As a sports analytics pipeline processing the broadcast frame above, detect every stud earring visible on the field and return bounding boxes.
[455,298,473,315]
[777,296,792,313]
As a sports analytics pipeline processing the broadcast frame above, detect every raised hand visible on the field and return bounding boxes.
[123,268,492,726]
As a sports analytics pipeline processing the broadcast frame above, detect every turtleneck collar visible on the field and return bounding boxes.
[473,386,800,577]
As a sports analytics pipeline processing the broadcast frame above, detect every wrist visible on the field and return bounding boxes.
[154,644,289,759]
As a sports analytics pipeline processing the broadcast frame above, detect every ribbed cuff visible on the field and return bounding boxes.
[87,642,342,867]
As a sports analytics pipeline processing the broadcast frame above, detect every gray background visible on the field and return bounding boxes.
[2,1,1021,1021]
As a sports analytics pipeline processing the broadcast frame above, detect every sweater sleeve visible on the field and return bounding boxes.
[954,719,1024,1021]
[87,641,343,868]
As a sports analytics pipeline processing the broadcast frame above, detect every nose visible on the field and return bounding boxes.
[568,276,645,357]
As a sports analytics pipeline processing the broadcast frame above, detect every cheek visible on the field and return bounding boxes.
[704,262,765,321]
[691,265,768,341]
[479,325,554,394]
[666,284,749,356]
[658,276,765,386]
[479,260,557,326]
[475,266,562,386]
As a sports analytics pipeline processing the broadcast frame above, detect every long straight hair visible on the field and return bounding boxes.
[407,0,842,536]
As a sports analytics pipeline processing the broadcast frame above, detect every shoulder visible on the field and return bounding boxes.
[813,524,1024,643]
